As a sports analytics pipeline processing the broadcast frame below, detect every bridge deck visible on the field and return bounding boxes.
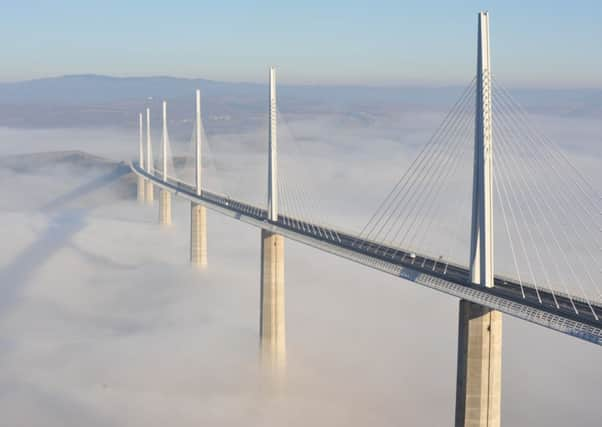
[132,163,602,346]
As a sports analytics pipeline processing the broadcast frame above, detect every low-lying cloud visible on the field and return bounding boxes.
[0,101,600,426]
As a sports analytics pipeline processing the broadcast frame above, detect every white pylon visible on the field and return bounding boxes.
[162,101,168,182]
[267,67,278,221]
[469,11,494,288]
[136,112,145,203]
[138,112,144,169]
[146,108,152,173]
[195,89,202,195]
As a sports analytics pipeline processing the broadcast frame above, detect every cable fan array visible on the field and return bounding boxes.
[179,115,228,197]
[174,100,343,243]
[158,115,178,183]
[143,107,178,183]
[149,79,600,318]
[354,78,477,265]
[491,79,601,316]
[276,108,342,243]
[352,75,600,317]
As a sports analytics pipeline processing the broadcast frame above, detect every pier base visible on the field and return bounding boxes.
[260,229,286,373]
[159,189,171,226]
[455,300,502,427]
[190,203,207,267]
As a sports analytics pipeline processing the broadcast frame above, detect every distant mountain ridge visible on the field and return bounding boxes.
[0,75,599,129]
[1,73,599,106]
[0,74,262,105]
[0,74,468,129]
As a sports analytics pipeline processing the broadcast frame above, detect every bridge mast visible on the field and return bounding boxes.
[190,89,208,267]
[268,66,278,221]
[456,11,502,427]
[195,89,202,195]
[260,66,286,374]
[137,112,145,202]
[145,108,154,203]
[161,101,168,183]
[138,112,144,170]
[470,11,494,287]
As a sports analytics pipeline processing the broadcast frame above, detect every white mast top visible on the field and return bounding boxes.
[267,67,278,221]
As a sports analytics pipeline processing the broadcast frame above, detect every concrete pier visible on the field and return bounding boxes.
[455,300,502,427]
[189,90,207,267]
[159,189,171,226]
[136,175,145,202]
[259,67,286,372]
[145,180,154,203]
[260,229,286,371]
[190,203,207,267]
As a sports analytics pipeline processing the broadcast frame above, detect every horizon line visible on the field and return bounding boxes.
[1,73,600,92]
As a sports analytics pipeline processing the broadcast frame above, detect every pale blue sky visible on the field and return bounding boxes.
[2,0,601,87]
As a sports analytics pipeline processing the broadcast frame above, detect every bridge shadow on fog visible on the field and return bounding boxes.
[40,164,129,211]
[0,165,131,314]
[0,209,87,313]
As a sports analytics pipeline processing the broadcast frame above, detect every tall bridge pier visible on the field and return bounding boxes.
[159,190,171,225]
[190,90,208,267]
[260,67,286,371]
[455,12,502,427]
[144,107,154,204]
[159,101,172,226]
[137,112,145,202]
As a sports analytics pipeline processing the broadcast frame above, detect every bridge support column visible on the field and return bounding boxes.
[455,300,502,427]
[190,202,207,267]
[145,180,154,203]
[137,175,145,202]
[260,229,286,372]
[190,90,207,267]
[159,189,171,225]
[260,68,285,374]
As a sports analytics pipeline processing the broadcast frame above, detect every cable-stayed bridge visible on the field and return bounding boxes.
[129,12,600,427]
[133,163,601,337]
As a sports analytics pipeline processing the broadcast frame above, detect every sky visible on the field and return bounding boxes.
[2,0,601,87]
